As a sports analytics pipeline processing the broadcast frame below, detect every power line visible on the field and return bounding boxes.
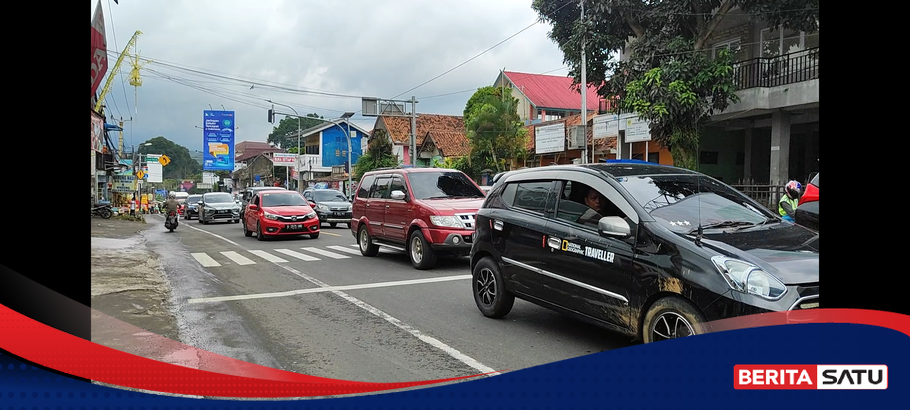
[106,0,133,117]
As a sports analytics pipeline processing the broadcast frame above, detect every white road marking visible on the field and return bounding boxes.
[220,251,255,265]
[182,222,241,246]
[320,231,342,236]
[274,248,320,262]
[300,247,349,259]
[326,245,362,255]
[191,253,221,267]
[176,214,500,378]
[349,244,359,247]
[247,250,288,263]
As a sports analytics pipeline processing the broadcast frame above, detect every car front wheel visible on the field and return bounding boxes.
[641,296,707,344]
[409,230,437,270]
[472,256,514,318]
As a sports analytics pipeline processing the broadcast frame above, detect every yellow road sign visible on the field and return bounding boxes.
[158,155,171,166]
[136,170,146,179]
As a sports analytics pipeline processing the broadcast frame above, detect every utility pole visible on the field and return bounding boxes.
[580,0,588,164]
[410,96,417,167]
[118,117,133,154]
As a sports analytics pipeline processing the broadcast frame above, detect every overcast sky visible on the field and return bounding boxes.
[92,0,573,154]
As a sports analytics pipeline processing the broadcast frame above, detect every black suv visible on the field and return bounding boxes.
[470,163,819,343]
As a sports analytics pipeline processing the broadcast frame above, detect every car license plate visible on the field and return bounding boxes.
[288,224,303,230]
[334,212,345,216]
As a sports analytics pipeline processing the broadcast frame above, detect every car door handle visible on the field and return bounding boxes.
[385,205,390,208]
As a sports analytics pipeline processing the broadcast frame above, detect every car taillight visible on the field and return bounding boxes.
[799,184,819,205]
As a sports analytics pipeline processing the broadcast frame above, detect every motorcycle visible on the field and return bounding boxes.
[164,210,179,232]
[91,203,113,219]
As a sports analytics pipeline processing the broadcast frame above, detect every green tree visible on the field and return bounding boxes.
[353,129,399,181]
[267,113,326,150]
[463,86,528,173]
[532,0,819,169]
[140,136,202,180]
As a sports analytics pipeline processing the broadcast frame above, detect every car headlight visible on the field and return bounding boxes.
[306,211,317,219]
[430,215,465,229]
[316,204,329,211]
[263,211,280,220]
[347,205,352,211]
[711,256,787,300]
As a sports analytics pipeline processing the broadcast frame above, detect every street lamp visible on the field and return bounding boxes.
[267,100,302,192]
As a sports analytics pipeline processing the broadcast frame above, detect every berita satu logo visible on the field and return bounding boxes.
[735,365,888,390]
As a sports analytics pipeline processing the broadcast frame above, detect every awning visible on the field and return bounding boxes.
[104,123,123,131]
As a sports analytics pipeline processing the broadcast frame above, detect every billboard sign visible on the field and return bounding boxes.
[202,110,235,171]
[111,175,134,193]
[91,112,104,152]
[91,0,108,96]
[535,123,566,154]
[145,154,163,183]
[625,116,652,143]
[593,114,619,140]
[272,153,297,167]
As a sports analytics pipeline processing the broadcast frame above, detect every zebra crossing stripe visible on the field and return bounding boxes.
[274,248,320,261]
[300,247,350,259]
[221,251,255,265]
[248,250,288,263]
[191,253,221,267]
[326,245,362,255]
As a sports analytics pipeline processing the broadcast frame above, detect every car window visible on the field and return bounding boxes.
[509,181,552,214]
[261,192,307,207]
[187,195,202,204]
[499,182,518,208]
[357,175,376,199]
[371,177,391,199]
[389,177,407,199]
[251,194,259,206]
[810,173,819,188]
[204,193,234,203]
[407,171,484,200]
[554,180,625,229]
[618,174,776,232]
[314,190,348,202]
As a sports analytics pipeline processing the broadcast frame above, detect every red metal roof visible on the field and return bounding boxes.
[502,71,602,111]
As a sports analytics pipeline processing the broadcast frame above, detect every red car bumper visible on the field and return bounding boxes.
[258,216,321,237]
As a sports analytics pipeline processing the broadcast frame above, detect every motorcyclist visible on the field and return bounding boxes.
[164,193,180,215]
[778,180,802,222]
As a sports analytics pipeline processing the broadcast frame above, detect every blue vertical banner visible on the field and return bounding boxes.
[202,110,235,171]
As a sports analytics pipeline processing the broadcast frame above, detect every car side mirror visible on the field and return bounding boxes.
[308,201,316,207]
[248,204,259,211]
[598,216,631,238]
[390,190,406,200]
[197,201,204,206]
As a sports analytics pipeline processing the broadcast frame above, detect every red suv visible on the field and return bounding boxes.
[351,167,486,269]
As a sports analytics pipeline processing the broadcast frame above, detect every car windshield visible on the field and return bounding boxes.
[204,193,234,204]
[314,190,348,202]
[187,195,202,203]
[617,174,778,233]
[261,192,308,207]
[408,171,485,200]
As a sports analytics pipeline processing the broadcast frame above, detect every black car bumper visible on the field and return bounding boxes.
[316,211,353,224]
[429,233,473,253]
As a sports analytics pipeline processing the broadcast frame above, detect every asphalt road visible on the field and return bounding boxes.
[146,213,636,383]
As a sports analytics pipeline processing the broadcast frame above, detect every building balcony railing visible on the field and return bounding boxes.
[733,47,819,90]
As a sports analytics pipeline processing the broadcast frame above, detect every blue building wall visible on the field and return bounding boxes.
[321,125,363,169]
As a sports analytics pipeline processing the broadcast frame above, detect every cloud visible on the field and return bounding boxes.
[92,0,571,153]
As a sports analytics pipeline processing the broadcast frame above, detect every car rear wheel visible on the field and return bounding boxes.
[472,256,514,318]
[409,230,437,270]
[642,296,707,344]
[358,225,379,257]
[243,220,252,237]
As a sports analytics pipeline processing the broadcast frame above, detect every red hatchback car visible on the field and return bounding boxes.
[243,190,320,240]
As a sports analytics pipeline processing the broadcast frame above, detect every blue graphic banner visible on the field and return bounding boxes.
[202,110,235,171]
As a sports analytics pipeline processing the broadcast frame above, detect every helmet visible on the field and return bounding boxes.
[168,193,176,199]
[785,180,802,199]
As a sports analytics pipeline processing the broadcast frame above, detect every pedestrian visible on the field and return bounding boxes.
[129,195,137,216]
[778,180,802,222]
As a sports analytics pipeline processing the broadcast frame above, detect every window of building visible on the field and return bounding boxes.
[699,151,719,165]
[712,39,741,59]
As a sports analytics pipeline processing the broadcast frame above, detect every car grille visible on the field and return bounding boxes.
[329,206,349,211]
[789,284,819,310]
[455,212,477,230]
[277,214,314,222]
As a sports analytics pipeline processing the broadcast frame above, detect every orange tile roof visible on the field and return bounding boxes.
[424,130,471,157]
[378,114,464,145]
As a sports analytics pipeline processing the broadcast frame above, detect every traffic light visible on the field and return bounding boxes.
[268,108,274,123]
